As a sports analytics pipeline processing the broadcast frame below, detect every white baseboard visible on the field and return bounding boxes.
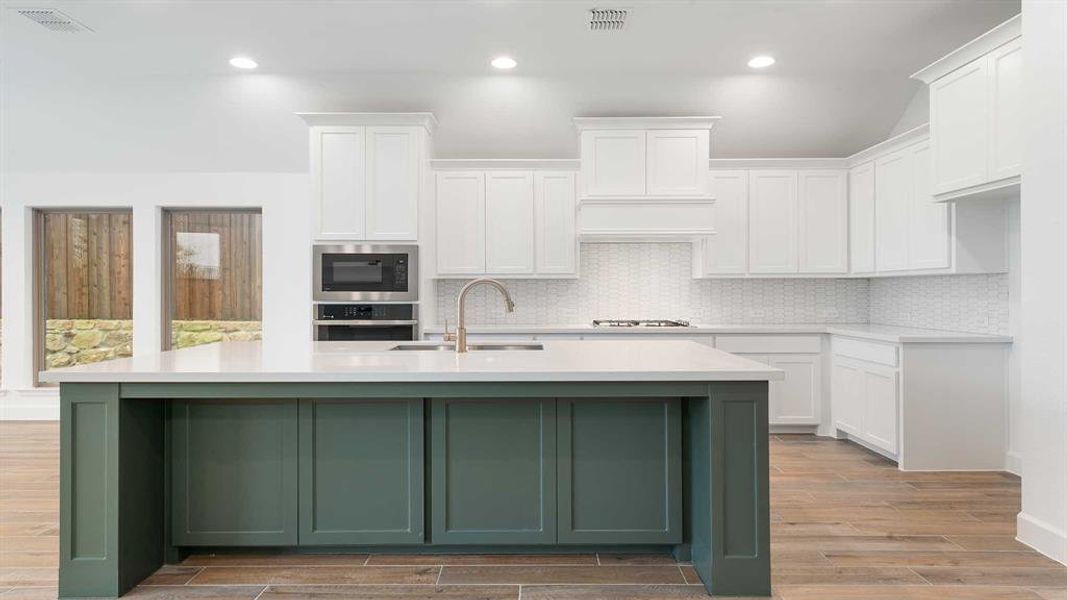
[769,424,819,435]
[0,389,60,420]
[1005,450,1023,476]
[1018,511,1067,566]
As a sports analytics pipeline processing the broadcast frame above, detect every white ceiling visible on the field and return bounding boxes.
[0,0,1021,167]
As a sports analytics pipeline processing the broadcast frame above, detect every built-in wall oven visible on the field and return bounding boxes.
[314,303,418,341]
[313,244,418,302]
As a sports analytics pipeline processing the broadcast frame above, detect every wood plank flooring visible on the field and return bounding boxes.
[1,422,1065,599]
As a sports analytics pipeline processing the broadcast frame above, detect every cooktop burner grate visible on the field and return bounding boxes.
[592,319,692,328]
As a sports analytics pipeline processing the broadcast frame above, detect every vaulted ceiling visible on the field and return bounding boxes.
[0,0,1020,171]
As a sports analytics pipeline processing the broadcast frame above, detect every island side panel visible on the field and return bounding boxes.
[59,383,165,599]
[687,382,771,597]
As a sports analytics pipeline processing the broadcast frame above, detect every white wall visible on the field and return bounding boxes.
[0,172,311,419]
[1017,0,1067,565]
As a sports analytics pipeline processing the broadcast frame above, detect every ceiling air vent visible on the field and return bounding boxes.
[16,8,92,32]
[588,8,629,32]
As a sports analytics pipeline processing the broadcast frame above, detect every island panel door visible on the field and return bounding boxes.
[171,399,298,546]
[298,398,424,545]
[430,398,557,544]
[557,398,682,544]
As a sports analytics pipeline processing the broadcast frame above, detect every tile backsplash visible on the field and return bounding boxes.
[435,243,870,326]
[434,243,1012,334]
[868,274,1010,335]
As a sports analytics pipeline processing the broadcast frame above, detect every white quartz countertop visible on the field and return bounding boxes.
[38,340,785,384]
[422,323,1012,344]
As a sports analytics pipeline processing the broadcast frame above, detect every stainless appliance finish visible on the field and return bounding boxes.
[592,319,692,328]
[313,244,418,302]
[314,303,418,341]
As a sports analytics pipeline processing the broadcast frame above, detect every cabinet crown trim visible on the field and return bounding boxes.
[710,158,848,170]
[297,112,438,132]
[847,124,930,167]
[910,14,1021,83]
[432,158,579,171]
[573,116,720,131]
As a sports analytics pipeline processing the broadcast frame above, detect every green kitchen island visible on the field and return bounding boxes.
[41,339,781,598]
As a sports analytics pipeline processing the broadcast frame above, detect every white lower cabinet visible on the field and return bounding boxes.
[831,356,899,456]
[715,335,822,426]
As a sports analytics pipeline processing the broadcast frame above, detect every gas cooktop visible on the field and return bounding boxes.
[591,319,692,328]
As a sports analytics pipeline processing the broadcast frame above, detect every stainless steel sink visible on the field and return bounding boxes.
[390,343,543,352]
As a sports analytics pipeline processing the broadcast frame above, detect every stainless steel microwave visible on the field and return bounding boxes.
[313,244,419,302]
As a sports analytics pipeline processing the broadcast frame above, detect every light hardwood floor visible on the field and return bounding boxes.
[1,422,1064,599]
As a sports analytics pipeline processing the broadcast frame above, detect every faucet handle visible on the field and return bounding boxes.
[443,319,457,342]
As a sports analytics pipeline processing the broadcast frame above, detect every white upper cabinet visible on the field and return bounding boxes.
[534,172,578,274]
[433,165,577,278]
[580,130,646,197]
[365,127,420,240]
[907,143,951,270]
[874,149,912,272]
[576,117,717,202]
[300,113,435,242]
[748,170,799,274]
[435,171,486,275]
[313,127,366,239]
[485,171,535,274]
[693,166,848,278]
[913,16,1021,201]
[698,170,748,275]
[848,162,876,274]
[798,170,848,273]
[988,36,1022,181]
[646,129,710,197]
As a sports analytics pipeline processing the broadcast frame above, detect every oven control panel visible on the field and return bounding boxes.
[316,303,415,321]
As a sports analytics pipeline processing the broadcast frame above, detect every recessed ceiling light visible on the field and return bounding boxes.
[747,55,775,69]
[229,56,258,70]
[491,56,517,70]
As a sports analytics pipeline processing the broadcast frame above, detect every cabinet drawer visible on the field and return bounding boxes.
[832,337,898,367]
[715,335,822,354]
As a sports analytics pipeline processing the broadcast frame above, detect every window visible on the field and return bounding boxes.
[36,210,133,378]
[164,210,262,349]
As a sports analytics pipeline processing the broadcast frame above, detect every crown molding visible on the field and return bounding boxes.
[911,14,1021,83]
[296,112,438,133]
[573,116,721,131]
[431,158,579,171]
[847,124,930,167]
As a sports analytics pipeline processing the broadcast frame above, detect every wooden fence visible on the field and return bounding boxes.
[170,211,262,321]
[43,212,133,319]
[42,211,262,321]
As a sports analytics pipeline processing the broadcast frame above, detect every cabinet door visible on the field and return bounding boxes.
[863,366,899,455]
[875,150,911,272]
[831,359,864,436]
[171,400,298,546]
[848,163,876,274]
[748,171,798,273]
[908,143,951,270]
[298,399,423,545]
[768,354,821,425]
[534,171,577,274]
[436,171,486,274]
[798,170,848,273]
[557,398,682,544]
[930,58,990,195]
[485,171,535,274]
[988,37,1022,182]
[580,130,646,197]
[704,170,748,274]
[646,129,709,197]
[312,127,365,239]
[430,398,556,544]
[365,127,419,241]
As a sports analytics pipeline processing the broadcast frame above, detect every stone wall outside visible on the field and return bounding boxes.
[43,319,262,368]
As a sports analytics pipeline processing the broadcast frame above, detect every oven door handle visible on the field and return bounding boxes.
[313,319,419,326]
